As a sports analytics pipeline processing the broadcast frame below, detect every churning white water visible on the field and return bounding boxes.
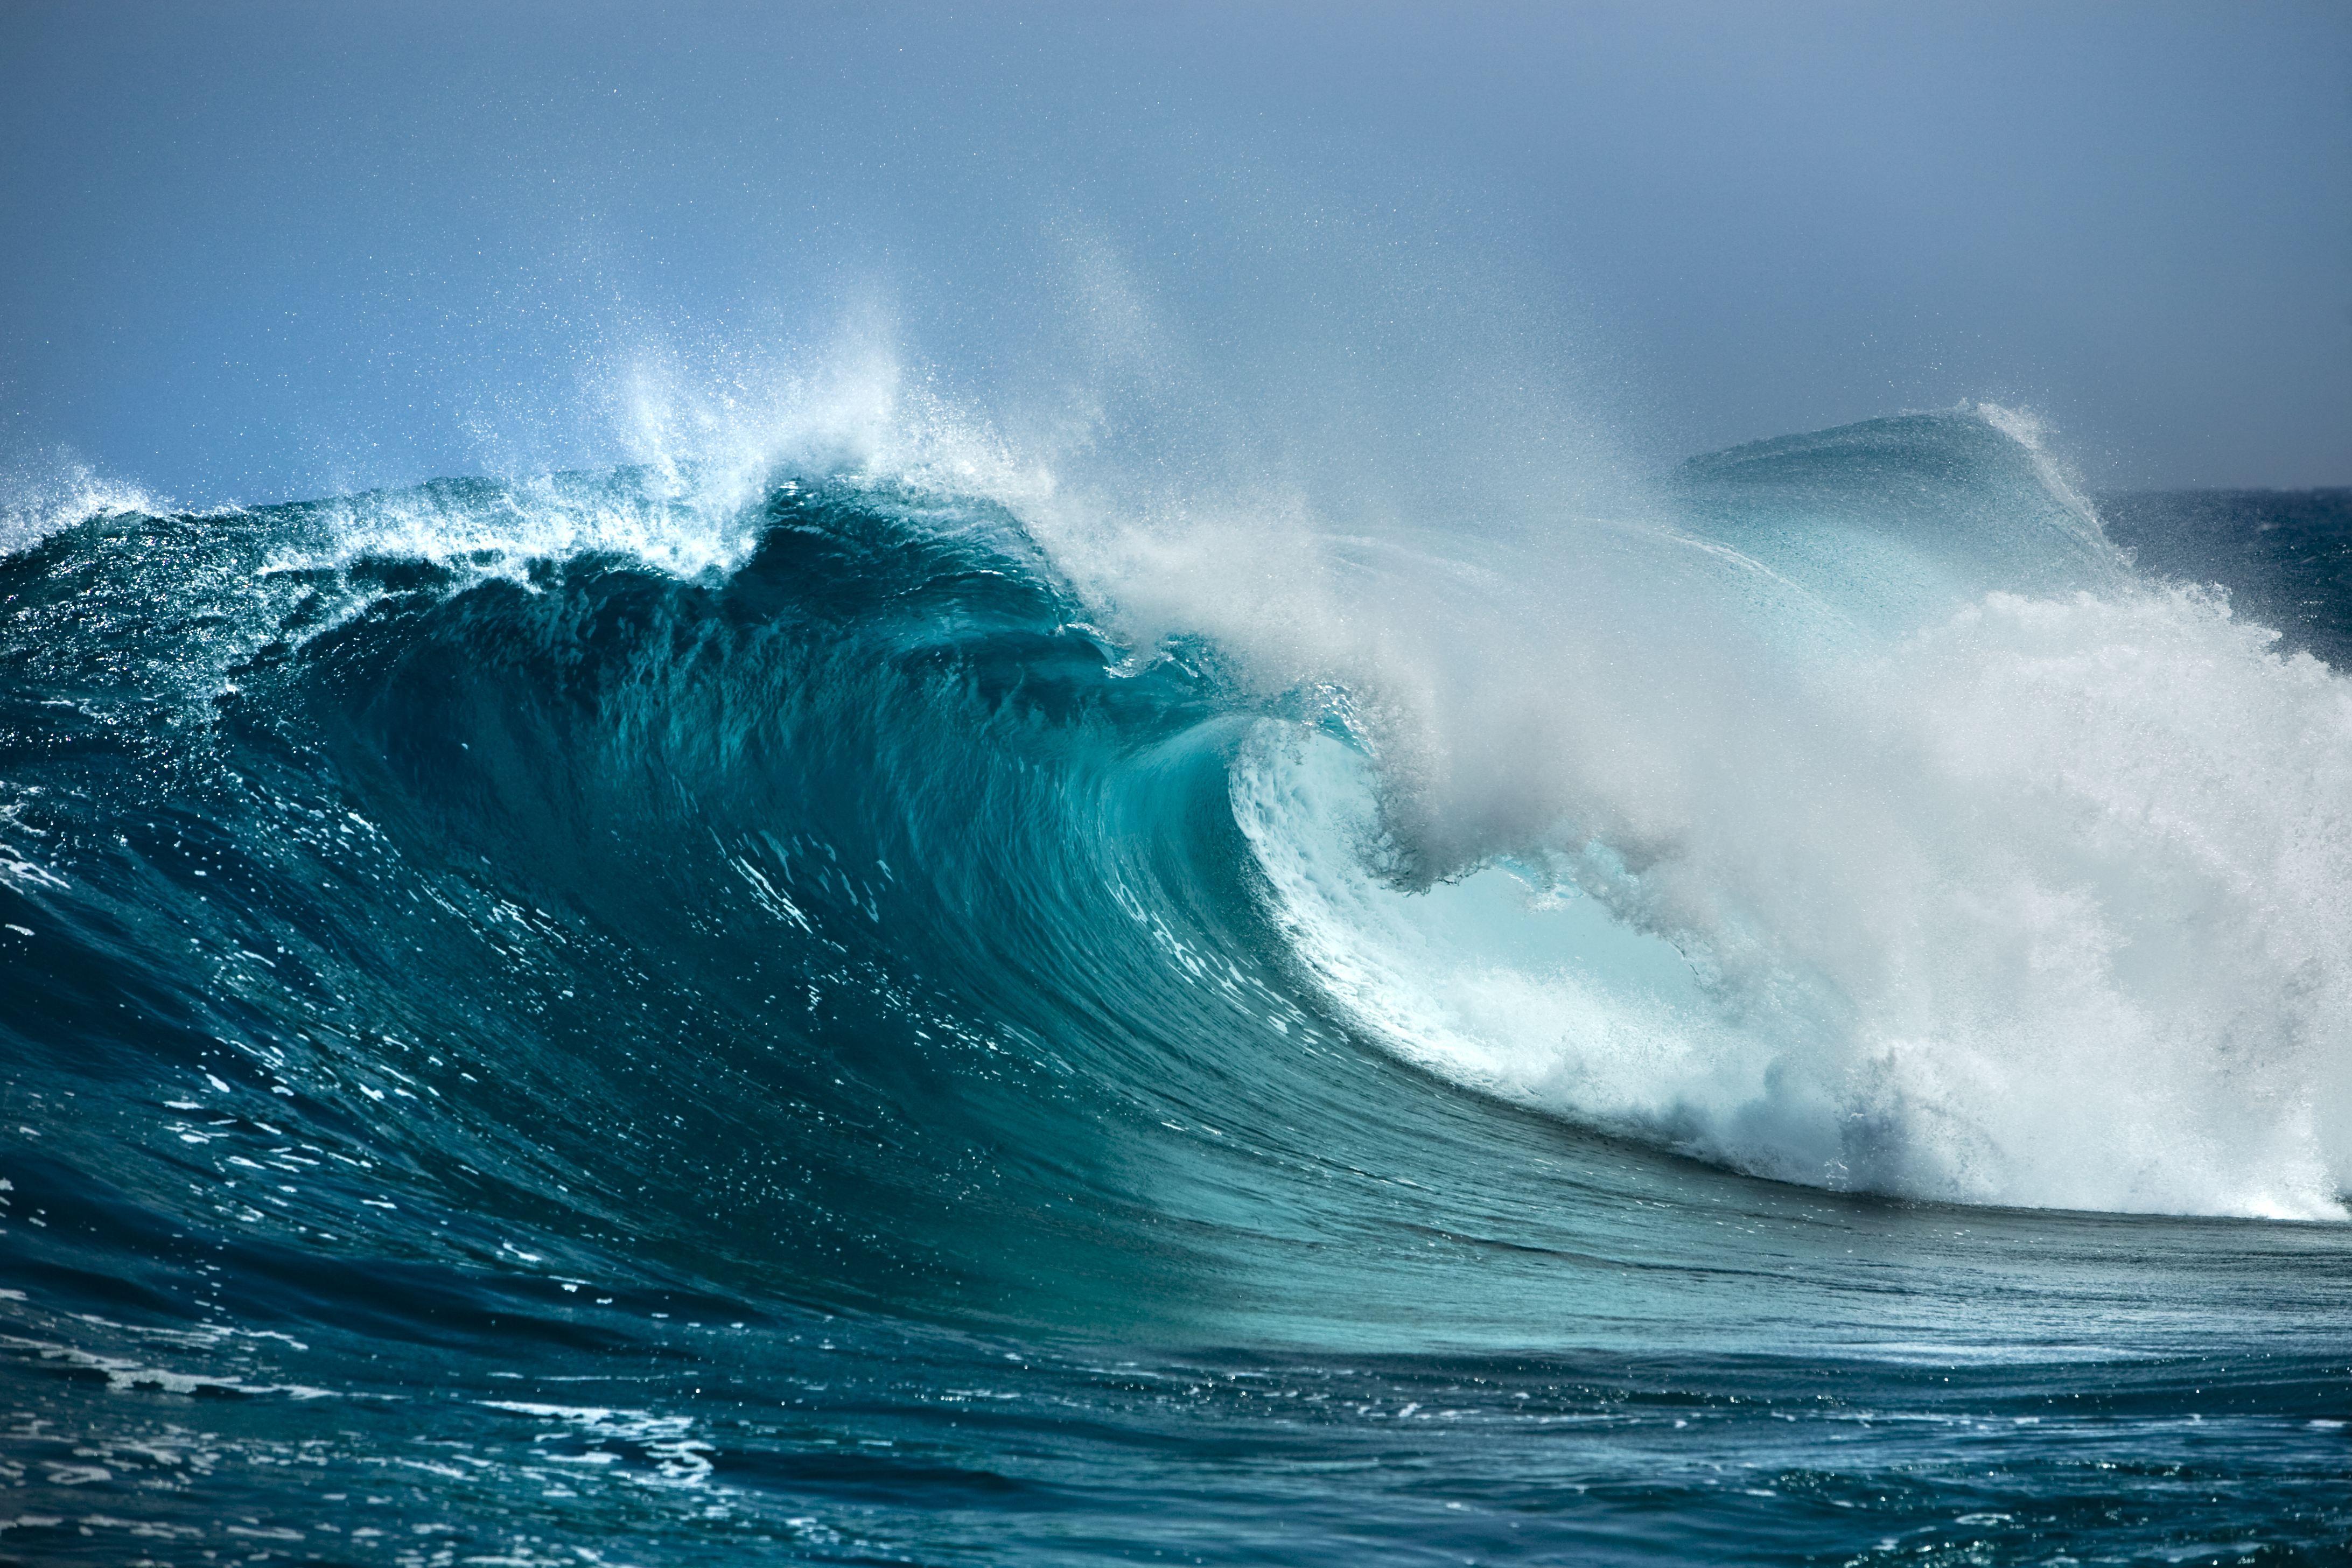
[1220,410,2351,1220]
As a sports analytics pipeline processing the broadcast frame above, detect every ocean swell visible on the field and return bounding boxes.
[1,407,2344,1388]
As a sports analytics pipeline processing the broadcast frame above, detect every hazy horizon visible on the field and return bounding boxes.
[4,1,2348,509]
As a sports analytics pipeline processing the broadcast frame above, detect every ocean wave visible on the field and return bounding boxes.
[2,409,2343,1320]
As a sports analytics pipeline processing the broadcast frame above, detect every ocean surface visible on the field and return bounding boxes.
[2,410,2347,1565]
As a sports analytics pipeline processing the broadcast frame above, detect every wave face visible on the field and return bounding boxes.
[3,411,2349,1564]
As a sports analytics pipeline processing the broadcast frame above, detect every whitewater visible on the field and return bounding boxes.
[2,378,2348,1564]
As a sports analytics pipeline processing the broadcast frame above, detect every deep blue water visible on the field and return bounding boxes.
[2097,488,2352,672]
[2,414,2347,1564]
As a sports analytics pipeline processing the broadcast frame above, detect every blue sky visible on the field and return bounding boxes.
[3,0,2347,506]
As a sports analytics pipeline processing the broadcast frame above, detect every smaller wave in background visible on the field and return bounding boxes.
[2101,486,2352,670]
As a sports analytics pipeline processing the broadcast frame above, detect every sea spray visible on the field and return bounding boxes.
[1227,411,2350,1217]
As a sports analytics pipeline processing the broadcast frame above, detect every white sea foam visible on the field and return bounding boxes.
[292,325,1048,589]
[1017,389,2343,1221]
[1233,570,2352,1219]
[0,449,166,556]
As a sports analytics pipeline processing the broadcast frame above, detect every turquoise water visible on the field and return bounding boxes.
[2,412,2347,1564]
